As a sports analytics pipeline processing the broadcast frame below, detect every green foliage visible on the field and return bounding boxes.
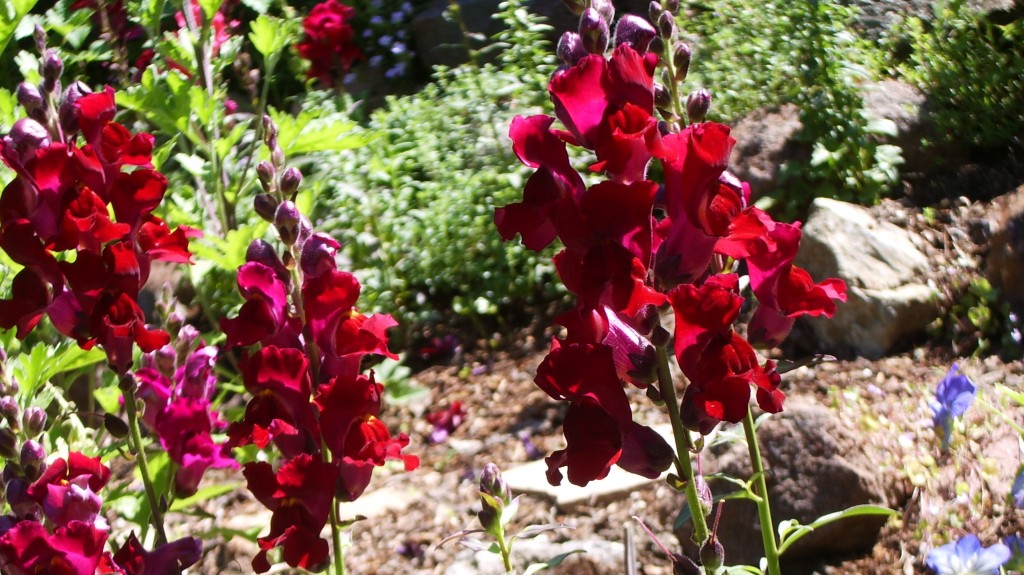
[931,277,1024,360]
[900,0,1024,150]
[315,0,563,337]
[686,1,902,215]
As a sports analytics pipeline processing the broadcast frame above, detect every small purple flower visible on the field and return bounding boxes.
[930,364,976,451]
[1004,535,1024,572]
[926,534,1010,575]
[1012,467,1024,509]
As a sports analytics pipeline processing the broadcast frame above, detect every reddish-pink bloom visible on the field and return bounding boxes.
[315,372,419,501]
[426,401,467,444]
[296,0,363,85]
[26,453,111,529]
[549,44,663,183]
[0,520,108,575]
[535,340,672,486]
[220,262,292,348]
[101,532,202,575]
[228,346,320,459]
[244,455,341,573]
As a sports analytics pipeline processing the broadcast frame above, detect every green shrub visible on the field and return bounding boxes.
[313,0,564,340]
[900,0,1024,150]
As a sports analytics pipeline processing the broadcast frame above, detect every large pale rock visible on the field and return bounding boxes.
[795,198,939,358]
[678,400,893,573]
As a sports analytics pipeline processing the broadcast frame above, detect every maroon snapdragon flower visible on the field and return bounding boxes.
[26,453,111,529]
[100,531,202,575]
[244,455,341,573]
[296,0,363,85]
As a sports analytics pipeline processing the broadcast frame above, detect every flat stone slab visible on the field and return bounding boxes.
[503,425,689,508]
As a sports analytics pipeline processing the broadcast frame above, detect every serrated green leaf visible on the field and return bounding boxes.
[196,0,224,20]
[249,15,287,60]
[40,343,106,383]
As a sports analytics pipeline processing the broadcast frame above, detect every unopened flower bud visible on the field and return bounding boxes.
[557,31,588,67]
[672,554,701,575]
[686,88,711,123]
[20,440,46,480]
[8,118,52,158]
[16,83,44,114]
[21,407,46,439]
[300,233,341,278]
[663,0,679,14]
[694,474,713,518]
[279,167,303,197]
[271,147,285,168]
[654,84,672,112]
[262,114,278,147]
[479,463,511,504]
[0,397,21,430]
[614,14,657,54]
[591,0,615,23]
[699,537,725,573]
[41,50,63,94]
[59,81,92,135]
[104,413,130,438]
[649,1,663,23]
[33,25,46,53]
[0,428,18,459]
[579,9,610,55]
[672,43,691,82]
[256,160,276,191]
[274,201,302,245]
[246,239,291,284]
[253,193,279,222]
[561,0,586,15]
[657,11,675,39]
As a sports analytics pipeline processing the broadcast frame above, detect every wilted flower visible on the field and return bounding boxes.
[925,534,1010,575]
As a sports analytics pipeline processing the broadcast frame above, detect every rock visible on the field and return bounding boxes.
[678,399,893,573]
[794,198,939,358]
[728,104,804,201]
[841,0,935,39]
[984,185,1024,316]
[861,80,932,173]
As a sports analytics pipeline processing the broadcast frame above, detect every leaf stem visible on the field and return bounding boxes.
[742,407,781,575]
[121,373,169,546]
[655,342,709,545]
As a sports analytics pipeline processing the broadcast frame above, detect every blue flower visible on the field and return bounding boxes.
[926,535,1010,575]
[930,364,976,450]
[1012,467,1024,509]
[1004,535,1024,572]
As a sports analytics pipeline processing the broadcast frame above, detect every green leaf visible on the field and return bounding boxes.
[521,550,586,575]
[777,504,898,556]
[249,15,287,60]
[196,0,224,20]
[0,0,38,54]
[169,482,241,511]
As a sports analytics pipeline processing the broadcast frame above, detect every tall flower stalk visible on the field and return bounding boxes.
[222,117,418,573]
[495,0,847,570]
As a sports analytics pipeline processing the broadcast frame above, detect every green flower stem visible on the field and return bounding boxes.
[742,407,781,575]
[329,499,346,575]
[121,374,169,546]
[495,526,513,573]
[655,343,709,545]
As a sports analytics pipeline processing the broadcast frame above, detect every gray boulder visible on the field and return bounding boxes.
[795,198,939,358]
[679,400,893,573]
[728,104,804,202]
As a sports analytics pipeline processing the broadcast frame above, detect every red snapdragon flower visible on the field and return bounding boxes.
[296,0,363,85]
[0,520,108,575]
[101,531,202,575]
[244,455,341,573]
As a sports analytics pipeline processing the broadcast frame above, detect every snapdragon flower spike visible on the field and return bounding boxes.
[0,85,197,375]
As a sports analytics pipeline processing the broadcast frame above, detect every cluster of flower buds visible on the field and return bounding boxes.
[225,117,417,573]
[477,463,515,537]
